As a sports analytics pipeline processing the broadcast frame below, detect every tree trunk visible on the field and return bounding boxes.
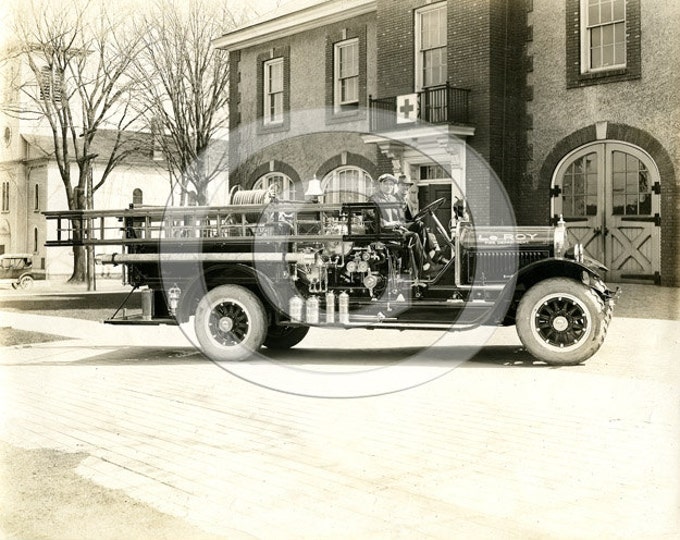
[67,214,86,283]
[69,245,87,282]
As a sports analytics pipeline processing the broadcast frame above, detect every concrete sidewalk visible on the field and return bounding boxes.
[1,305,679,539]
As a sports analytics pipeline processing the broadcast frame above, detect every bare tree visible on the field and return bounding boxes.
[3,0,146,286]
[135,0,241,206]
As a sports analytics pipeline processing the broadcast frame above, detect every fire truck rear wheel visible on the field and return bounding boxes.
[516,277,608,366]
[264,325,309,350]
[194,285,267,362]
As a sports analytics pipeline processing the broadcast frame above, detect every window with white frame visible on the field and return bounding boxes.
[322,167,373,204]
[581,0,626,72]
[415,2,447,90]
[334,39,359,112]
[263,58,284,125]
[254,172,298,200]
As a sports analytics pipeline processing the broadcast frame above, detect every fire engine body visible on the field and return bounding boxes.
[44,192,617,365]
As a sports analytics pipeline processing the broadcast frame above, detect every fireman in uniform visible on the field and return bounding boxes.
[370,174,434,275]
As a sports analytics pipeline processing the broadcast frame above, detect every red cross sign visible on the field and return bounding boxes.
[396,94,418,124]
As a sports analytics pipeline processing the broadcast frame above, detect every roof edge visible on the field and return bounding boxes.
[213,0,376,51]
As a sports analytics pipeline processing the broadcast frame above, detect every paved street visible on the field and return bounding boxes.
[1,284,679,539]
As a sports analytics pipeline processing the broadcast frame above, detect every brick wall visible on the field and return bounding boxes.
[375,0,527,224]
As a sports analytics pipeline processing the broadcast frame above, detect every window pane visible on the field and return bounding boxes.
[586,0,626,71]
[421,8,446,49]
[600,0,613,24]
[574,198,586,216]
[614,42,625,65]
[587,173,598,195]
[341,77,358,102]
[612,172,625,191]
[613,194,624,215]
[585,153,597,173]
[638,169,649,192]
[269,63,283,92]
[639,194,651,215]
[591,26,601,47]
[339,42,358,77]
[586,196,598,215]
[423,47,447,87]
[612,151,625,172]
[563,173,573,195]
[613,0,625,20]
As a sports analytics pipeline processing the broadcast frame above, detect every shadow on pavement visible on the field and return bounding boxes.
[5,343,561,369]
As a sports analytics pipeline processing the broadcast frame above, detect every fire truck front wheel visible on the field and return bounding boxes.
[516,277,608,366]
[194,285,267,362]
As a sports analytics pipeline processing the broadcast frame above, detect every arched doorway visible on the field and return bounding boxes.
[552,142,661,283]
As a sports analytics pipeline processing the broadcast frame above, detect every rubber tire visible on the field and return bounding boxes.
[516,277,608,366]
[264,325,309,350]
[19,275,34,290]
[194,285,267,362]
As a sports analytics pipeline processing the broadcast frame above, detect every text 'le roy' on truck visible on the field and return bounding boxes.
[44,187,619,366]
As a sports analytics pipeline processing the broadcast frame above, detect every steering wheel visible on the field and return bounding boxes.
[412,197,446,221]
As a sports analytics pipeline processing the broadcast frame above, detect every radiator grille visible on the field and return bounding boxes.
[465,249,550,283]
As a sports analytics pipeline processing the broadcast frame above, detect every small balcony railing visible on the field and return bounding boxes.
[369,83,471,132]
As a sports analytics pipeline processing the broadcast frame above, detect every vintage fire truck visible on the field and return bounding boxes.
[44,189,617,365]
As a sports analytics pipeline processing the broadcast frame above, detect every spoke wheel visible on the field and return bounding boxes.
[194,285,267,361]
[18,275,34,290]
[516,278,609,365]
[531,294,592,349]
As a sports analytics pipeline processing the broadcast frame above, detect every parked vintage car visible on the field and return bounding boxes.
[0,253,44,290]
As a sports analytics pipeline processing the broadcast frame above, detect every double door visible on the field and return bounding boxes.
[552,142,660,283]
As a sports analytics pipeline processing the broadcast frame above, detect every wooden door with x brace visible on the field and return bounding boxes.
[552,142,661,283]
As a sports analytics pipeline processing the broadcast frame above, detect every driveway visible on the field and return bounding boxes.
[1,283,678,539]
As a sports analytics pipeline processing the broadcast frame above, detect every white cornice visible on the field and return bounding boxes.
[212,0,376,52]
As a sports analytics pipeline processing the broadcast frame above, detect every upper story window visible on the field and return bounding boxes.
[39,65,62,102]
[263,58,284,125]
[334,39,359,112]
[254,172,298,200]
[582,0,626,72]
[566,0,640,88]
[415,2,447,90]
[34,183,39,212]
[132,188,143,205]
[1,182,9,212]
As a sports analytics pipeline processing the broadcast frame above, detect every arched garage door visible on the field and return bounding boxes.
[552,142,661,283]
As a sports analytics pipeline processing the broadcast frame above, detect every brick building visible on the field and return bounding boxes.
[215,0,679,285]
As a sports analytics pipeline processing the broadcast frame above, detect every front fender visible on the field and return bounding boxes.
[492,257,608,325]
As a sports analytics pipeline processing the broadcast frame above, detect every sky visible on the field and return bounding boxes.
[0,0,311,48]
